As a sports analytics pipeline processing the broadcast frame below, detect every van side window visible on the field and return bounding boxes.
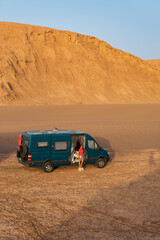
[37,142,49,147]
[55,142,67,151]
[88,140,99,150]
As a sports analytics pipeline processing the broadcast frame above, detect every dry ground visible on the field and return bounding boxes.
[0,104,160,240]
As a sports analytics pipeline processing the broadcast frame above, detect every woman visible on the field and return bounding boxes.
[78,145,84,171]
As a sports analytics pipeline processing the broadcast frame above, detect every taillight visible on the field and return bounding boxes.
[28,153,32,162]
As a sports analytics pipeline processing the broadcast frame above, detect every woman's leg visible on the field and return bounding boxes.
[80,158,83,168]
[79,158,81,168]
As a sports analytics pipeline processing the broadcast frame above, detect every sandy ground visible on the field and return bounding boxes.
[0,104,160,240]
[145,59,160,71]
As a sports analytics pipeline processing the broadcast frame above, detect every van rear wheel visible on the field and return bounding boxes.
[43,162,54,173]
[97,158,106,168]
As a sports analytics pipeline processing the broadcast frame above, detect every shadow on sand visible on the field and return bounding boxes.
[0,132,18,162]
[94,136,115,162]
[43,168,160,240]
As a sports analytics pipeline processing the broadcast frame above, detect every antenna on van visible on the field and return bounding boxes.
[54,127,60,131]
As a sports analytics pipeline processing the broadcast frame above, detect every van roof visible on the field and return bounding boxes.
[22,130,85,136]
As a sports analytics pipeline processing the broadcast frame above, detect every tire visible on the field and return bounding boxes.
[43,162,54,173]
[19,145,28,160]
[17,150,21,158]
[19,145,24,155]
[97,158,106,168]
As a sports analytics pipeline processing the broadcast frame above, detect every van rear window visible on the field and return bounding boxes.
[55,141,67,151]
[37,142,49,147]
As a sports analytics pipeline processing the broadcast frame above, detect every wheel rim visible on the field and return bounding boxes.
[45,164,52,172]
[99,160,105,167]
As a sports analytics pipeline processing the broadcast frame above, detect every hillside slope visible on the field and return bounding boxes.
[0,22,160,105]
[145,59,160,71]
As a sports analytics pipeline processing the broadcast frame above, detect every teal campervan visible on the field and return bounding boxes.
[17,130,110,172]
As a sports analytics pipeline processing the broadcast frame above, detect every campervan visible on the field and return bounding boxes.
[17,130,110,172]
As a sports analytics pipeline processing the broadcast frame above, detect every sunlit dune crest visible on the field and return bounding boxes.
[0,22,160,105]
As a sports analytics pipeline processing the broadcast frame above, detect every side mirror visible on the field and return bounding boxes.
[97,146,101,150]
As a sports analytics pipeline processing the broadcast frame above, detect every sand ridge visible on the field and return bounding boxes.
[0,22,160,105]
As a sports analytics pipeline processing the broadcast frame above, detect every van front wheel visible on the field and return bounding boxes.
[43,162,54,173]
[97,158,106,168]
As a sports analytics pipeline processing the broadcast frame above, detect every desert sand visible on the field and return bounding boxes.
[0,22,160,105]
[145,59,160,71]
[0,21,160,240]
[0,104,160,239]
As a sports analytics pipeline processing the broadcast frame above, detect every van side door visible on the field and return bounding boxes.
[51,135,70,166]
[86,135,101,164]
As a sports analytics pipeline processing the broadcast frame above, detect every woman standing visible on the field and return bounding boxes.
[78,145,84,171]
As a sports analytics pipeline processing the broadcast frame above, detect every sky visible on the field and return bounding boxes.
[0,0,160,60]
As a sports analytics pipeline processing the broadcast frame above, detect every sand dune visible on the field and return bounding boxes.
[0,22,160,105]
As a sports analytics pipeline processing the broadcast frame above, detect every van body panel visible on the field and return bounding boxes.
[51,134,71,166]
[32,135,51,164]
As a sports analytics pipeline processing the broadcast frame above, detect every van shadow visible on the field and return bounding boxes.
[44,168,160,240]
[0,132,18,162]
[94,136,115,162]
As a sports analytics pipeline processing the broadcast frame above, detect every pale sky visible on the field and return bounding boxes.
[0,0,160,59]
